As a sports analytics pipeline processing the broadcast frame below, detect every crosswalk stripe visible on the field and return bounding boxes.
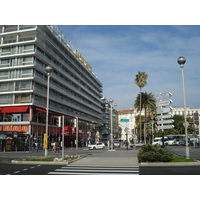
[48,166,139,175]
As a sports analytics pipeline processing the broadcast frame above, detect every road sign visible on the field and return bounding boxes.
[155,92,172,100]
[156,99,173,107]
[156,114,173,120]
[157,119,174,125]
[120,119,129,122]
[156,107,173,114]
[157,125,174,130]
[183,122,189,127]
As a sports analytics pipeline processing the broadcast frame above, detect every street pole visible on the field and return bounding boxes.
[178,56,190,159]
[75,116,78,151]
[62,115,64,160]
[45,66,52,158]
[110,99,113,150]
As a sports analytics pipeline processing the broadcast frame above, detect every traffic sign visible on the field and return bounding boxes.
[120,119,129,122]
[156,114,173,120]
[156,99,173,107]
[157,119,174,124]
[155,92,172,100]
[156,107,173,114]
[157,125,174,130]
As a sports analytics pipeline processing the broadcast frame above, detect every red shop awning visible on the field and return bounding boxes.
[35,107,46,113]
[1,106,29,113]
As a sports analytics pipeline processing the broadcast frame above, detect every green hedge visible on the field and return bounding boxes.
[137,144,174,162]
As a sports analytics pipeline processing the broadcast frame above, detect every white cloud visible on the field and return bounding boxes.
[59,25,200,110]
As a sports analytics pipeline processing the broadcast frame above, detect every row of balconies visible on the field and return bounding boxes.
[0,25,102,90]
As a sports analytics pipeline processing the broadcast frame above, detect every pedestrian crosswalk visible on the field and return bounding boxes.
[48,165,139,175]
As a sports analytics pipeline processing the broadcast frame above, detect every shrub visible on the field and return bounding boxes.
[137,144,174,162]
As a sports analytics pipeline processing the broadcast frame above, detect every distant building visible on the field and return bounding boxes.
[172,106,200,125]
[118,109,136,143]
[101,98,119,144]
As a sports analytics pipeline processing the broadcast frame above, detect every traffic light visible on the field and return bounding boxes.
[56,116,61,127]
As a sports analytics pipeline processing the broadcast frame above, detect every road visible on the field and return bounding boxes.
[0,146,200,175]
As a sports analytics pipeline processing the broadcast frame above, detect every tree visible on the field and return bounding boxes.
[134,92,156,121]
[135,72,148,141]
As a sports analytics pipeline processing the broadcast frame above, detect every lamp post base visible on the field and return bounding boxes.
[45,149,48,158]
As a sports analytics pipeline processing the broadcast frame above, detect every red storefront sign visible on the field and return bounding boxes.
[1,125,29,132]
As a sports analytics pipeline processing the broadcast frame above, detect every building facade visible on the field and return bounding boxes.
[101,98,119,145]
[0,25,103,151]
[118,109,136,143]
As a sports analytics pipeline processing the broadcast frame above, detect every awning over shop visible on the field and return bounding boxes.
[0,106,29,113]
[35,107,46,113]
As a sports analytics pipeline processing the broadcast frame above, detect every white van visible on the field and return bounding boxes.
[152,137,168,146]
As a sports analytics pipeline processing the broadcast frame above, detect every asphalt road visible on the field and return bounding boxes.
[0,163,64,175]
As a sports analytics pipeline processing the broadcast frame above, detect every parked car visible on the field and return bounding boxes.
[152,137,168,146]
[180,139,193,146]
[172,139,180,146]
[88,142,105,150]
[168,139,175,146]
[113,141,120,148]
[130,142,145,147]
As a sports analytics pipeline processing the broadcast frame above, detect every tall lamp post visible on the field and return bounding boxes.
[177,56,190,159]
[109,99,117,151]
[109,99,114,150]
[45,65,52,158]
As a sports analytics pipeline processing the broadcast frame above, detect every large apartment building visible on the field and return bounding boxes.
[0,25,103,151]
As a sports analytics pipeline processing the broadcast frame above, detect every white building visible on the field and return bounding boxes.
[118,109,136,142]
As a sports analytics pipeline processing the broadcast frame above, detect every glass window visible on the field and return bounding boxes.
[23,44,34,52]
[0,70,10,79]
[0,94,13,104]
[1,47,10,55]
[0,59,9,67]
[15,81,32,91]
[0,82,13,91]
[14,94,31,104]
[21,68,33,78]
[22,56,33,65]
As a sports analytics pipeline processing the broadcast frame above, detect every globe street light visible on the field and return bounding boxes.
[45,65,53,158]
[177,56,190,159]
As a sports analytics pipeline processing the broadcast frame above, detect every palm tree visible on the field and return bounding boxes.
[134,92,156,141]
[134,92,156,120]
[135,72,148,141]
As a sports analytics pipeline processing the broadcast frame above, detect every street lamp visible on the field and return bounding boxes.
[45,65,53,158]
[109,99,114,150]
[177,56,190,159]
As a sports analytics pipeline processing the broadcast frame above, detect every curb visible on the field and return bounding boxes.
[11,155,84,165]
[141,161,200,166]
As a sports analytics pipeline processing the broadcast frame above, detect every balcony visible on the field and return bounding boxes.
[1,25,36,34]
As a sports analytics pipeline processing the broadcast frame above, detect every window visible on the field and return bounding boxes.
[0,82,13,91]
[23,45,34,52]
[15,94,31,103]
[21,68,33,78]
[1,47,10,55]
[22,56,33,65]
[0,59,9,67]
[15,81,32,91]
[0,70,10,79]
[0,94,13,104]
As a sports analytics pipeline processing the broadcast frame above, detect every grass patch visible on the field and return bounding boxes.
[18,158,55,161]
[16,155,80,162]
[171,156,197,162]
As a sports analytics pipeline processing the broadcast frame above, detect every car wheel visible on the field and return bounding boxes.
[93,147,96,149]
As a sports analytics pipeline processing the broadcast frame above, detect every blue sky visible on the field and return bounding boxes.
[57,25,200,110]
[58,25,200,110]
